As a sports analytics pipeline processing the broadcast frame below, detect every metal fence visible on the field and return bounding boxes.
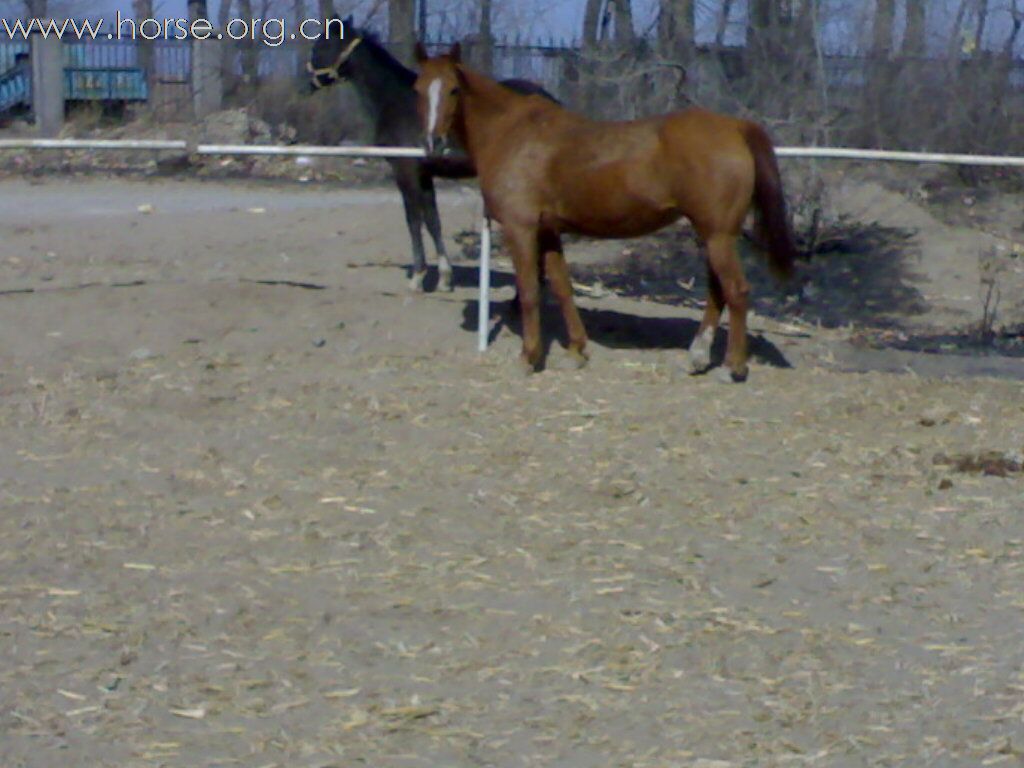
[149,41,190,118]
[3,34,1023,127]
[0,40,29,74]
[63,40,146,103]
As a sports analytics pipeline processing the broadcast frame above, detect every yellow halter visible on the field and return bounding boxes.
[308,37,363,86]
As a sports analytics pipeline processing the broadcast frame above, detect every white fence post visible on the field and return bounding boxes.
[478,217,492,353]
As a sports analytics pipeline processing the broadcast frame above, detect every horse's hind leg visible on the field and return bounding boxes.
[687,246,725,375]
[540,230,588,368]
[705,234,750,382]
[420,176,453,292]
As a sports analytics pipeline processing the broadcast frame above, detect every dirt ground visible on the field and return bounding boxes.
[1,176,1023,768]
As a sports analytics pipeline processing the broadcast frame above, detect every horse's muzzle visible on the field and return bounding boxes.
[424,135,452,158]
[309,72,337,92]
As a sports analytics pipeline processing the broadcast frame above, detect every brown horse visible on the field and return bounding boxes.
[413,43,798,382]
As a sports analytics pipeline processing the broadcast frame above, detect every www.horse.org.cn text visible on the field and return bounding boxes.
[1,14,345,48]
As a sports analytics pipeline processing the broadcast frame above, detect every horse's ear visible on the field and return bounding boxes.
[449,41,462,63]
[414,41,429,64]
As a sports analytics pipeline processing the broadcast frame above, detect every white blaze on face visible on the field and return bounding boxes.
[427,78,443,139]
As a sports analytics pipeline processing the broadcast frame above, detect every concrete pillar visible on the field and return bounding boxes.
[191,39,223,119]
[30,29,64,137]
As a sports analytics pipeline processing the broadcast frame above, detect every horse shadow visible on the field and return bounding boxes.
[451,264,517,291]
[411,263,518,293]
[401,262,790,370]
[458,293,792,371]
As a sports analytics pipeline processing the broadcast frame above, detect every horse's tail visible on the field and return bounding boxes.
[743,122,798,280]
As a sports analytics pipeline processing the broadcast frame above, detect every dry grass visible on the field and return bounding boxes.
[1,178,1023,767]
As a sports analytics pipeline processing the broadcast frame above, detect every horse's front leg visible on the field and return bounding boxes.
[540,230,588,369]
[421,176,453,292]
[396,171,429,292]
[504,224,543,374]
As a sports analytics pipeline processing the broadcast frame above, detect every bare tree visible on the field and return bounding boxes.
[217,0,238,93]
[746,0,775,59]
[745,0,788,115]
[478,0,494,73]
[658,0,694,63]
[862,0,896,144]
[946,0,970,68]
[992,0,1023,95]
[579,0,604,113]
[872,0,895,57]
[965,0,1020,141]
[715,0,736,47]
[612,0,635,46]
[970,0,990,54]
[389,0,415,65]
[582,0,602,48]
[902,0,926,57]
[188,0,208,20]
[236,0,259,92]
[1004,0,1023,57]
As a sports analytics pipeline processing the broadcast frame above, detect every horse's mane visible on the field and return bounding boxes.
[351,27,416,86]
[456,63,557,110]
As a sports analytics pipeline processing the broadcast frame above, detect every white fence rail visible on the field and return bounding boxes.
[0,139,188,151]
[194,144,427,159]
[776,146,1024,167]
[7,139,1024,167]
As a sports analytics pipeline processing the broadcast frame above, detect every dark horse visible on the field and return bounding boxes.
[415,43,798,382]
[308,16,558,292]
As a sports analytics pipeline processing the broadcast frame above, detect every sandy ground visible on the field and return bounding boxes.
[1,177,1023,768]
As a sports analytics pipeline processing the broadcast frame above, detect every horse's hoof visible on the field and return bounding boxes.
[686,328,714,374]
[408,271,426,293]
[438,269,454,293]
[714,366,748,384]
[518,355,539,376]
[685,349,712,375]
[438,258,454,292]
[558,347,589,371]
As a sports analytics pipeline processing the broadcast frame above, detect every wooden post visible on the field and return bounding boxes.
[30,27,64,137]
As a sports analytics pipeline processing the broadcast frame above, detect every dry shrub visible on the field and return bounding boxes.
[243,77,371,145]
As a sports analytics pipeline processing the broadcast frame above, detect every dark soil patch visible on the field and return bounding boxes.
[934,450,1023,477]
[851,325,1024,359]
[569,219,928,330]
